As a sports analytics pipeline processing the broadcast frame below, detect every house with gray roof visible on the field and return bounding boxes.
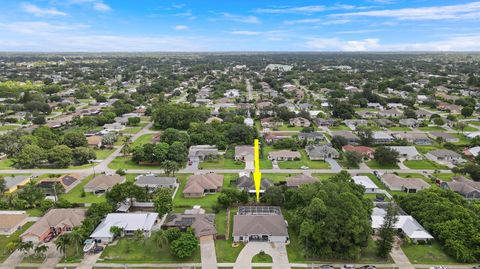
[428,132,459,143]
[236,174,273,194]
[388,146,422,160]
[305,144,339,160]
[399,118,419,128]
[441,176,480,199]
[286,174,317,188]
[426,149,463,165]
[331,131,360,144]
[297,132,325,142]
[233,206,288,243]
[379,173,430,193]
[135,174,178,191]
[188,145,219,161]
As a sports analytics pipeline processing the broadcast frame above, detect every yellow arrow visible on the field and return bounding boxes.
[253,139,261,202]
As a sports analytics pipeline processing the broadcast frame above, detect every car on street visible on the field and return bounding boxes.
[342,265,355,269]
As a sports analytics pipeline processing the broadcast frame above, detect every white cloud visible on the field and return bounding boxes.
[173,25,189,30]
[21,3,68,17]
[0,21,88,34]
[284,18,351,25]
[219,12,260,24]
[254,4,361,14]
[230,31,262,36]
[305,38,381,51]
[334,2,480,20]
[93,2,111,12]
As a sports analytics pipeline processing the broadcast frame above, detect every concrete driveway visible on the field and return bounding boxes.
[234,242,290,269]
[200,235,217,269]
[326,158,342,171]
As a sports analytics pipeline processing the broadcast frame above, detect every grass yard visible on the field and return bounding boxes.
[60,175,106,204]
[252,252,273,263]
[337,158,359,169]
[328,125,350,131]
[415,145,442,154]
[277,125,305,131]
[108,156,164,170]
[388,127,412,131]
[0,222,34,262]
[215,210,227,236]
[215,208,244,263]
[401,241,456,264]
[418,126,446,131]
[468,121,480,126]
[100,237,200,264]
[403,160,448,170]
[198,157,245,169]
[94,148,115,160]
[0,159,14,168]
[277,150,330,169]
[452,134,470,145]
[132,133,157,147]
[173,174,236,210]
[434,173,455,181]
[454,125,478,132]
[0,125,20,131]
[311,173,337,180]
[366,160,399,169]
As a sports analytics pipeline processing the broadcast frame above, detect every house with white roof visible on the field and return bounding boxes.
[352,176,379,193]
[90,213,159,244]
[371,207,433,243]
[388,146,422,160]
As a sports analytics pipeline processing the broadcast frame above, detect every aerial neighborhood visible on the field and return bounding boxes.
[0,51,478,269]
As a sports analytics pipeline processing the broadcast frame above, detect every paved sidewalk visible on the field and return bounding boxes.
[390,238,414,269]
[76,252,102,269]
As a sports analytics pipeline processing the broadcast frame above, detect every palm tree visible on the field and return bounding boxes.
[121,136,132,156]
[34,245,49,259]
[18,241,33,255]
[68,229,85,256]
[55,234,70,259]
[151,230,168,249]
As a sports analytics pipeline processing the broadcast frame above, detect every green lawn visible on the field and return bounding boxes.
[132,133,157,147]
[60,175,106,204]
[215,208,244,263]
[277,150,330,169]
[108,156,164,170]
[434,173,455,181]
[452,134,470,145]
[418,126,446,131]
[454,125,478,132]
[401,241,456,264]
[0,222,34,262]
[415,145,442,154]
[388,127,412,131]
[252,252,273,263]
[94,148,115,160]
[215,210,227,236]
[366,160,399,169]
[468,121,480,126]
[198,157,245,169]
[277,125,305,131]
[337,158,359,169]
[0,125,20,131]
[0,159,14,169]
[403,160,449,170]
[328,125,350,131]
[173,174,236,210]
[100,237,200,264]
[311,173,338,180]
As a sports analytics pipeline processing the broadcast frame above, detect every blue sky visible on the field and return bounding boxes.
[0,0,479,51]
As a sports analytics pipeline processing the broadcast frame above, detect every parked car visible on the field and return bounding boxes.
[320,265,334,269]
[341,265,355,269]
[429,267,446,269]
[472,266,480,269]
[300,166,309,170]
[93,246,104,254]
[360,266,376,269]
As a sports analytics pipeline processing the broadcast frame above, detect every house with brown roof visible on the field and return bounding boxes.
[428,132,459,143]
[286,174,317,188]
[163,206,216,238]
[379,173,430,193]
[342,145,375,159]
[289,117,311,127]
[0,211,28,235]
[234,146,254,161]
[260,117,283,128]
[20,208,87,243]
[84,174,126,194]
[267,150,301,161]
[87,135,103,148]
[183,173,224,198]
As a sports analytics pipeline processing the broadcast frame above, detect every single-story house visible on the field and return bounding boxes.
[352,176,379,193]
[87,135,103,148]
[90,213,158,244]
[285,174,317,188]
[415,109,432,118]
[21,208,87,243]
[163,206,216,238]
[267,150,301,161]
[331,131,360,145]
[289,117,311,127]
[314,118,336,127]
[428,132,459,143]
[234,145,254,161]
[441,176,480,199]
[374,119,394,127]
[183,173,224,198]
[260,117,283,128]
[297,132,325,142]
[399,118,419,128]
[4,175,31,193]
[236,174,273,194]
[342,145,375,159]
[84,174,126,194]
[392,133,432,145]
[233,206,288,243]
[379,173,430,193]
[388,146,422,160]
[188,145,219,161]
[38,173,82,194]
[264,132,292,144]
[372,132,395,144]
[379,109,402,118]
[0,211,28,235]
[464,146,480,158]
[344,119,368,131]
[135,174,178,190]
[305,144,339,160]
[372,207,433,243]
[426,149,463,164]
